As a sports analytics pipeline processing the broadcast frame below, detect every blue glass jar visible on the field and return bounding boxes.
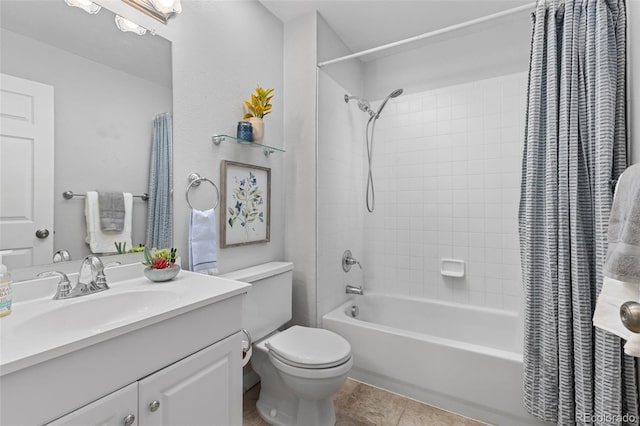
[237,121,253,141]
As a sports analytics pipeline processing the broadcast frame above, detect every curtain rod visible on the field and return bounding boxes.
[317,2,536,68]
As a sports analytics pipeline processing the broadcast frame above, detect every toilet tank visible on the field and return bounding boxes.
[220,262,293,342]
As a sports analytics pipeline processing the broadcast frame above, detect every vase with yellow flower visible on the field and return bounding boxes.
[243,85,274,143]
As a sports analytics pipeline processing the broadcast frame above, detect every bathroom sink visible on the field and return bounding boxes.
[11,289,178,339]
[0,263,251,376]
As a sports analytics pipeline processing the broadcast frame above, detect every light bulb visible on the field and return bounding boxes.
[114,15,147,35]
[64,0,101,14]
[150,0,181,14]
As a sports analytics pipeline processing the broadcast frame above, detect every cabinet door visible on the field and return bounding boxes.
[138,332,242,426]
[47,383,138,426]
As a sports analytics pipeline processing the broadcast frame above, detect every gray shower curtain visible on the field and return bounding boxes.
[146,113,173,249]
[519,0,638,424]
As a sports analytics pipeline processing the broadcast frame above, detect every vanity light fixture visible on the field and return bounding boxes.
[115,15,147,35]
[64,0,101,14]
[121,0,181,24]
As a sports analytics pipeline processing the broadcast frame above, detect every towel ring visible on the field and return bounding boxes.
[185,173,220,210]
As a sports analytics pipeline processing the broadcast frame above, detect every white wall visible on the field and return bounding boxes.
[0,28,171,260]
[317,71,366,321]
[630,0,640,164]
[169,1,285,274]
[317,15,364,98]
[315,15,368,322]
[283,12,317,326]
[363,12,531,101]
[625,0,639,394]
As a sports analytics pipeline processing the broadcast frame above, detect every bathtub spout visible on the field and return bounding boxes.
[346,285,364,295]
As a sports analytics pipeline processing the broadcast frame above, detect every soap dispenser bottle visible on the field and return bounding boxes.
[0,250,13,318]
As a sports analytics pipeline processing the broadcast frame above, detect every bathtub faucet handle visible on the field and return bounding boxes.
[347,258,362,268]
[342,250,362,272]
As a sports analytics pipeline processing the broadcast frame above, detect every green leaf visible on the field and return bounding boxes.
[143,247,154,266]
[243,85,275,119]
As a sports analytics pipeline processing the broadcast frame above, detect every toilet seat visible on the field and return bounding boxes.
[265,326,352,369]
[269,351,354,380]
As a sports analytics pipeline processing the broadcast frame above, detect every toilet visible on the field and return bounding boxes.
[221,262,353,426]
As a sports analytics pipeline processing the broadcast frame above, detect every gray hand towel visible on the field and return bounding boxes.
[603,164,640,282]
[98,191,125,232]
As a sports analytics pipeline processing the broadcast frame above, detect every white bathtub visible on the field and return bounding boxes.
[323,294,544,426]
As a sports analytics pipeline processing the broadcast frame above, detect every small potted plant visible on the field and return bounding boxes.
[243,85,274,143]
[142,247,180,282]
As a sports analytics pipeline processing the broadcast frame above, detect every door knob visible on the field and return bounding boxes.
[620,301,640,333]
[35,229,50,239]
[149,400,160,412]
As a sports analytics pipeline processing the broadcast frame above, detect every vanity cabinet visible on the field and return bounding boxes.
[1,285,248,426]
[48,332,241,426]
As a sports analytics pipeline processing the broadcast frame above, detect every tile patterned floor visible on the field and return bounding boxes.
[243,378,490,426]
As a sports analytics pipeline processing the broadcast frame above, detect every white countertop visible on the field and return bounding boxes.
[0,264,250,376]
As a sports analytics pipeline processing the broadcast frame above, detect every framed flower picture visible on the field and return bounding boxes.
[220,161,271,248]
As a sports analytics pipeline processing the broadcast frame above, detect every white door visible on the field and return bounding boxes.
[0,73,54,268]
[47,383,139,426]
[138,333,242,426]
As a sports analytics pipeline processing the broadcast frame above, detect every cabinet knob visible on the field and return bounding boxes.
[149,400,161,412]
[123,414,135,426]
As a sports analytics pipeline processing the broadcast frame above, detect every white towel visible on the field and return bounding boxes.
[593,277,640,357]
[603,164,640,281]
[593,165,640,357]
[85,191,133,254]
[189,208,218,275]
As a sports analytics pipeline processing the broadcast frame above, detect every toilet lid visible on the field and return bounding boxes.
[265,326,351,369]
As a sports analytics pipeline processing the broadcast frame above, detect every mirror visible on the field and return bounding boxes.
[0,0,172,274]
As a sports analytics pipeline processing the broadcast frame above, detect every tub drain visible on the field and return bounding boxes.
[350,305,359,318]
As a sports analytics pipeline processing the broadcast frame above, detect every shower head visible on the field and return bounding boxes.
[344,94,375,117]
[375,88,403,118]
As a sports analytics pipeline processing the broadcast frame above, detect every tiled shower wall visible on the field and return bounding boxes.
[363,72,527,312]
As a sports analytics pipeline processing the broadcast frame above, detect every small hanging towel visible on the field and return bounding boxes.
[85,191,133,254]
[98,191,125,231]
[189,208,218,275]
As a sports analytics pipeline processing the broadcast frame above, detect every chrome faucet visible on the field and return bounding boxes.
[39,255,110,300]
[346,285,364,295]
[75,254,110,295]
[37,271,73,300]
